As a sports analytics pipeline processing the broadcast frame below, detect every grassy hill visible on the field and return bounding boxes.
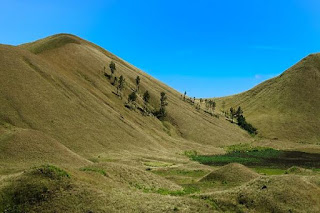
[0,33,251,172]
[216,53,320,144]
[1,34,320,212]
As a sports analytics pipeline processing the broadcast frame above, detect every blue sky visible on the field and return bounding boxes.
[1,0,320,97]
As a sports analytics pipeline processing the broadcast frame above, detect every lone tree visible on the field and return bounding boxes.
[109,61,116,78]
[135,76,141,91]
[112,76,118,86]
[222,101,226,112]
[205,99,209,110]
[236,106,243,118]
[230,107,235,122]
[143,90,150,105]
[128,91,137,103]
[210,100,216,113]
[143,90,150,111]
[157,92,168,120]
[117,75,125,98]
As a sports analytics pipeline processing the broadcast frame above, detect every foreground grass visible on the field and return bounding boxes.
[152,169,208,178]
[130,182,200,196]
[0,165,71,212]
[79,167,107,176]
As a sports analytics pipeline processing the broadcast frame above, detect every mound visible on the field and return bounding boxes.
[217,53,320,143]
[0,127,90,171]
[83,162,182,191]
[285,166,313,175]
[205,175,320,212]
[0,165,214,213]
[200,163,259,184]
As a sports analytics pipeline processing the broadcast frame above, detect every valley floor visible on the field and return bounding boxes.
[1,141,320,213]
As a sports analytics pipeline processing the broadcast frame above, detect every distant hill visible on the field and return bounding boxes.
[217,53,320,144]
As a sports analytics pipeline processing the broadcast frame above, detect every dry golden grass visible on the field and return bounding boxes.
[203,175,320,212]
[216,53,320,144]
[1,33,320,211]
[200,163,259,184]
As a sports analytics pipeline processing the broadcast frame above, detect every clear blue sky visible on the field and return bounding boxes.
[1,0,320,97]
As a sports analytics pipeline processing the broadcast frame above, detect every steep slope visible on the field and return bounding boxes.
[0,34,250,171]
[217,54,320,143]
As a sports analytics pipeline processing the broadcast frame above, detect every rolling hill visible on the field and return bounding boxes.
[216,53,320,144]
[1,34,320,212]
[0,33,250,171]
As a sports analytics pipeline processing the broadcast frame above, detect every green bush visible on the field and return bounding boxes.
[34,164,70,179]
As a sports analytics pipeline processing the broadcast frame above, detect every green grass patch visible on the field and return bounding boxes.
[253,167,286,175]
[79,167,107,176]
[156,185,199,196]
[152,169,208,178]
[33,164,70,179]
[130,182,199,196]
[224,143,271,153]
[144,161,174,167]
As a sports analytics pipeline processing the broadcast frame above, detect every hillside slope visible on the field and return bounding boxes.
[0,34,250,171]
[217,54,320,144]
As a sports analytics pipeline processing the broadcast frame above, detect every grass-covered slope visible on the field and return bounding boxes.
[202,175,320,212]
[0,164,214,212]
[0,34,251,173]
[216,53,320,143]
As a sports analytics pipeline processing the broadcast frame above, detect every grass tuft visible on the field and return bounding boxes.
[79,167,107,176]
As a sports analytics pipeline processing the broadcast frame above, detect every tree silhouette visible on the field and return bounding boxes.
[112,76,118,86]
[236,106,243,118]
[236,108,257,135]
[135,76,140,91]
[117,75,125,98]
[230,107,235,122]
[128,91,137,103]
[109,61,116,74]
[157,92,168,120]
[143,90,150,104]
[143,90,150,111]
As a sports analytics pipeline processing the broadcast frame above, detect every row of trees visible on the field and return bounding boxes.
[105,61,168,120]
[183,91,216,115]
[230,106,257,135]
[183,91,256,135]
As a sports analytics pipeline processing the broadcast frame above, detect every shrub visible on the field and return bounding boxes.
[109,61,116,74]
[155,92,168,120]
[128,91,137,103]
[237,115,257,135]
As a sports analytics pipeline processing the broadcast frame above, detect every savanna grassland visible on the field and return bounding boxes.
[1,34,320,212]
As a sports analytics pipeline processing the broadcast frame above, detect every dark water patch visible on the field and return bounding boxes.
[191,149,320,169]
